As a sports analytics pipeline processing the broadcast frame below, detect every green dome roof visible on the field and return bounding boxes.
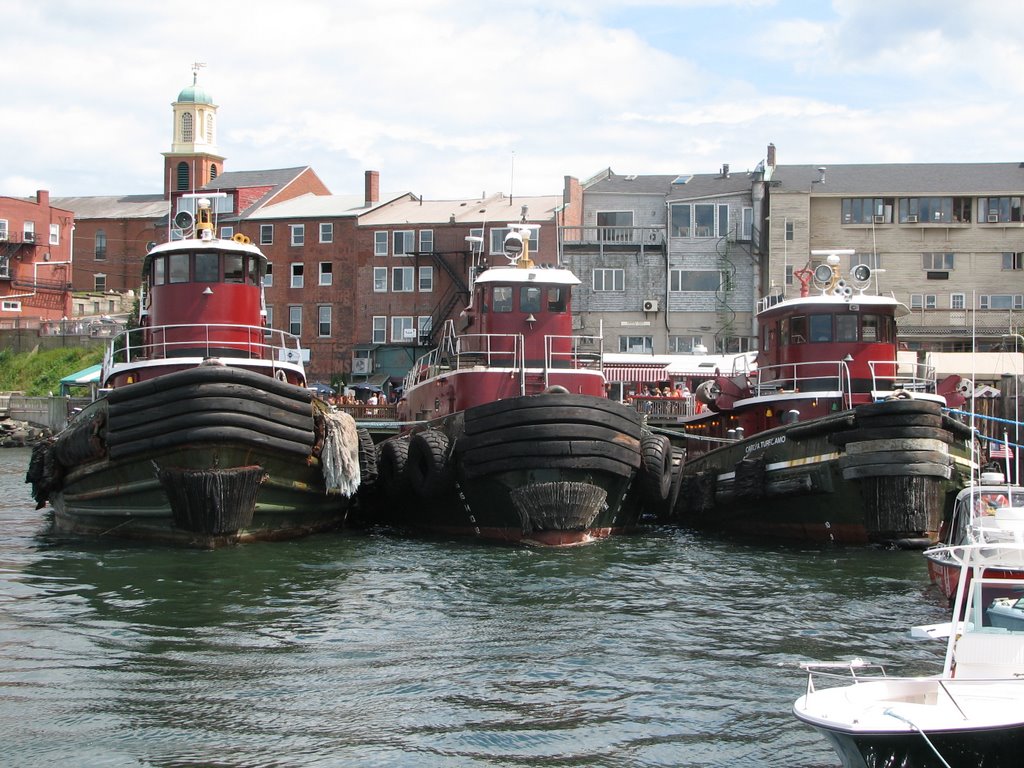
[177,84,213,105]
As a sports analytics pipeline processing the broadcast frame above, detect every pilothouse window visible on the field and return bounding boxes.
[547,287,566,313]
[492,287,513,313]
[195,252,219,282]
[169,253,189,283]
[520,286,542,314]
[225,255,244,283]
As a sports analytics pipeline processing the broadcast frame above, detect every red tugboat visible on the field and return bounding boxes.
[367,226,675,545]
[672,250,975,547]
[27,197,367,547]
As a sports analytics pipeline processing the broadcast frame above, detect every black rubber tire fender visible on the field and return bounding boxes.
[406,429,452,498]
[376,438,410,498]
[640,434,673,502]
[357,428,378,486]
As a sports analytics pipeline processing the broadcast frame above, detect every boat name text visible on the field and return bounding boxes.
[745,436,786,454]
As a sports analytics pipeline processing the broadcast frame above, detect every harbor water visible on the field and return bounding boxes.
[0,446,950,767]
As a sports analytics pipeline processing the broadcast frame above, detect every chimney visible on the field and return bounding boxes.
[720,163,730,178]
[766,143,776,168]
[815,166,827,184]
[37,190,50,208]
[364,170,379,206]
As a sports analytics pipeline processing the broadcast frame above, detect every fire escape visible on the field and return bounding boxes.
[413,246,473,346]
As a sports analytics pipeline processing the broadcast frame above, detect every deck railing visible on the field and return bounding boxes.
[105,323,303,366]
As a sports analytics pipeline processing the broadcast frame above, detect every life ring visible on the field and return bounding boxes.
[640,434,672,504]
[406,429,452,498]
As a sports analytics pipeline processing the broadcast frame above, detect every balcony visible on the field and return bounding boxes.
[559,225,666,257]
[897,308,1021,338]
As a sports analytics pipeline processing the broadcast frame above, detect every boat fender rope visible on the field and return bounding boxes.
[882,709,952,768]
[319,409,361,496]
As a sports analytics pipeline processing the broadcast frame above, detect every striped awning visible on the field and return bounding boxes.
[603,365,670,383]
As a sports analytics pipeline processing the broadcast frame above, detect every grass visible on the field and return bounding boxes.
[0,347,104,396]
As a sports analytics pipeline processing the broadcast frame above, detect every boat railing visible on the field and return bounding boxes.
[868,360,937,394]
[403,332,526,389]
[106,323,303,366]
[753,360,853,402]
[799,660,889,695]
[545,334,603,369]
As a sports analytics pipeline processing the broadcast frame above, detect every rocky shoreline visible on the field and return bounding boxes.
[0,419,51,448]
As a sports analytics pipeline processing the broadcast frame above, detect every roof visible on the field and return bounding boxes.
[200,167,318,218]
[59,363,102,385]
[585,171,756,201]
[177,84,214,105]
[247,192,387,220]
[51,194,167,220]
[358,192,562,226]
[771,163,1024,195]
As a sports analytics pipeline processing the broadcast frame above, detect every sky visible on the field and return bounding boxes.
[4,0,1023,202]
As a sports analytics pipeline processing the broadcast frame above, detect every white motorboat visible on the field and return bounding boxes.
[987,596,1024,631]
[794,543,1024,767]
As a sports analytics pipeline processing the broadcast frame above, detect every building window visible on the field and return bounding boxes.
[910,294,936,310]
[980,294,1024,310]
[670,204,691,237]
[785,221,794,241]
[716,204,729,237]
[597,211,634,242]
[741,207,753,241]
[0,220,7,240]
[49,224,59,245]
[24,221,35,242]
[619,335,653,353]
[851,252,881,269]
[785,265,794,286]
[922,252,954,271]
[418,316,432,343]
[393,230,415,256]
[693,204,715,237]
[392,266,415,292]
[290,224,304,246]
[979,197,1023,224]
[1002,252,1023,270]
[319,262,333,286]
[2,300,22,312]
[290,263,304,288]
[210,163,218,180]
[181,112,193,142]
[391,316,414,342]
[374,231,388,256]
[900,197,973,224]
[288,305,302,336]
[260,224,274,245]
[319,222,333,243]
[670,270,722,292]
[265,306,274,328]
[318,305,331,337]
[950,293,966,310]
[593,268,624,292]
[489,227,511,255]
[95,230,107,261]
[94,273,106,292]
[841,198,895,224]
[176,161,189,191]
[418,266,433,292]
[373,267,387,292]
[419,230,434,253]
[669,335,704,353]
[264,262,273,287]
[220,226,233,239]
[372,316,387,344]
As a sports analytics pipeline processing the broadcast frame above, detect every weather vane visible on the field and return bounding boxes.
[191,61,206,84]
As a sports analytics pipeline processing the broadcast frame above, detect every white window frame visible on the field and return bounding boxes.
[980,294,1024,310]
[260,224,274,245]
[418,266,433,292]
[290,263,304,289]
[740,207,753,241]
[319,262,333,286]
[264,305,274,329]
[950,293,966,310]
[596,211,634,242]
[391,315,414,342]
[2,300,22,312]
[593,268,624,292]
[374,231,388,256]
[319,222,333,244]
[94,273,106,291]
[289,224,304,247]
[318,305,332,337]
[220,226,233,240]
[288,305,302,336]
[417,315,432,342]
[393,230,415,256]
[372,316,387,344]
[263,263,273,287]
[373,267,388,292]
[49,223,59,245]
[489,227,510,255]
[910,293,936,310]
[0,220,8,240]
[24,221,35,242]
[419,230,434,253]
[392,266,415,292]
[619,335,654,353]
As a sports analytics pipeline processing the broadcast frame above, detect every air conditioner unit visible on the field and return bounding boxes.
[906,214,919,223]
[872,215,885,223]
[0,233,8,242]
[987,214,1000,223]
[642,299,659,312]
[352,357,371,374]
[23,232,35,242]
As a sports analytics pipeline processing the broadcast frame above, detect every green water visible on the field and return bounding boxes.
[0,448,950,767]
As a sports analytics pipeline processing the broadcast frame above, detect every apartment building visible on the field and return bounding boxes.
[559,166,764,357]
[765,146,1024,351]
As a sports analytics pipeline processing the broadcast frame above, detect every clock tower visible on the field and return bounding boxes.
[162,63,226,198]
